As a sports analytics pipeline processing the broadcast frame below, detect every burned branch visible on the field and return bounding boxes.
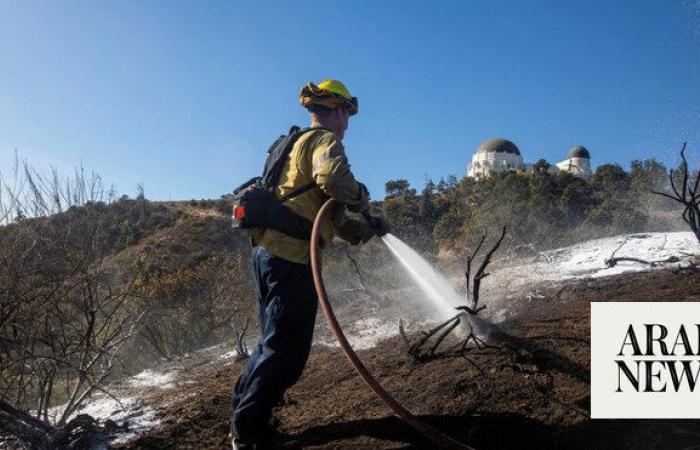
[0,398,56,449]
[231,317,251,362]
[401,227,507,362]
[605,255,680,268]
[462,226,507,315]
[458,323,493,353]
[609,236,629,260]
[603,231,685,269]
[401,315,459,360]
[604,256,653,268]
[652,142,700,243]
[429,316,462,356]
[0,399,111,450]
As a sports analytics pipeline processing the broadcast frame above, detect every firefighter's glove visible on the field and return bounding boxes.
[369,215,391,237]
[347,183,370,213]
[360,214,391,243]
[359,223,375,244]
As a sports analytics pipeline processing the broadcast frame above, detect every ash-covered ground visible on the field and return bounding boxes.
[52,232,700,448]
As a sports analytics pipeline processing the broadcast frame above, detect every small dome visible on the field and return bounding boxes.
[568,145,590,159]
[476,138,520,156]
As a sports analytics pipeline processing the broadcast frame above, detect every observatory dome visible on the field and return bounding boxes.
[476,138,521,156]
[567,145,590,159]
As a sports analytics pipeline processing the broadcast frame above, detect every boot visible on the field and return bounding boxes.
[231,431,301,450]
[231,436,256,450]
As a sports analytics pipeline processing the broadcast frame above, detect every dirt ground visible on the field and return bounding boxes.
[121,266,700,450]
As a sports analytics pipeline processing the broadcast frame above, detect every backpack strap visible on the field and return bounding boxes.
[263,127,325,184]
[279,181,316,203]
[271,126,332,204]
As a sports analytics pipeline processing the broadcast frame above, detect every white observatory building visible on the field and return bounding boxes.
[555,145,593,180]
[467,139,593,181]
[467,138,524,179]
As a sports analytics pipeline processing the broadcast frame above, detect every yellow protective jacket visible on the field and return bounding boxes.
[252,129,369,264]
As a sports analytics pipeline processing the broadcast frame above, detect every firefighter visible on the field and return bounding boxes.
[231,80,390,449]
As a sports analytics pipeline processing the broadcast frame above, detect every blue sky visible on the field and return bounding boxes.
[1,1,698,201]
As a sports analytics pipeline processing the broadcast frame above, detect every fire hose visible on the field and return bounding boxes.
[310,198,473,450]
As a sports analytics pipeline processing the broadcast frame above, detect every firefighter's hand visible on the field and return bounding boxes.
[347,183,370,213]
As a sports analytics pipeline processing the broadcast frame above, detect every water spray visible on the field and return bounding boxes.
[311,199,474,450]
[381,233,490,338]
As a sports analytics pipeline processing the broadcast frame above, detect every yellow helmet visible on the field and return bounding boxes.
[318,80,353,100]
[299,79,358,115]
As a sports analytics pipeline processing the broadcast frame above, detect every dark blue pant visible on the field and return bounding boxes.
[232,246,318,441]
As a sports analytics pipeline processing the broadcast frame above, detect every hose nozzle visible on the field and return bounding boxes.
[361,209,378,228]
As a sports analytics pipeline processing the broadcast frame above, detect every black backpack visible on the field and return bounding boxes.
[231,126,326,240]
